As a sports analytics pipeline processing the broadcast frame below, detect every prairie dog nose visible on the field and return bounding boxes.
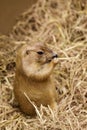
[52,54,58,59]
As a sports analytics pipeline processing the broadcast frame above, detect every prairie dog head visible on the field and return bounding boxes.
[16,43,58,81]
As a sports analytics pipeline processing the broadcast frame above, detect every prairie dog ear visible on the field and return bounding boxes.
[26,50,30,55]
[16,44,30,56]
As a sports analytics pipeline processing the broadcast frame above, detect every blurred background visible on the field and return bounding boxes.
[0,0,37,34]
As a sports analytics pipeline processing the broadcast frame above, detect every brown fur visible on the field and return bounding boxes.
[14,43,58,116]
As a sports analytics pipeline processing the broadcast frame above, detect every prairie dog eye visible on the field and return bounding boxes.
[26,50,30,55]
[37,51,44,55]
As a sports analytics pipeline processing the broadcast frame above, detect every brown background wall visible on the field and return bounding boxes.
[0,0,37,34]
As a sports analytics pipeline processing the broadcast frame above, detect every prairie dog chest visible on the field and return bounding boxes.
[22,77,55,99]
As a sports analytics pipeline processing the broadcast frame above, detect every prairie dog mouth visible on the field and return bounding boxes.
[42,54,58,64]
[52,54,58,59]
[52,57,59,64]
[46,55,58,64]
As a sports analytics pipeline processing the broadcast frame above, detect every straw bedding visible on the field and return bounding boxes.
[0,0,87,129]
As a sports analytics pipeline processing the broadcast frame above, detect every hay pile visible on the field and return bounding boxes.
[0,0,87,129]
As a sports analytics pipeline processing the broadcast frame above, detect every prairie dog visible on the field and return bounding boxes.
[14,43,58,116]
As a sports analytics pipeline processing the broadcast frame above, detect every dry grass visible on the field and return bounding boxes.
[0,0,87,129]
